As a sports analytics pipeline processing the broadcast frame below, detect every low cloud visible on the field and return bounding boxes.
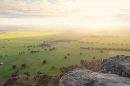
[0,0,78,17]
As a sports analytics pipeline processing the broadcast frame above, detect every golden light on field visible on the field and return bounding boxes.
[0,32,59,39]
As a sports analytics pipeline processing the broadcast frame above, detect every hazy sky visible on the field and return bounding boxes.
[0,0,130,28]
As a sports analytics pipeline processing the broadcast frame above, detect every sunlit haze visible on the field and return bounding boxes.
[0,0,130,29]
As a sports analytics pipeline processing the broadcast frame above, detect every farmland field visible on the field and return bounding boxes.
[0,29,130,80]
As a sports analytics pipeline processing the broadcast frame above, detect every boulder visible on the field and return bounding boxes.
[101,55,130,77]
[59,69,130,86]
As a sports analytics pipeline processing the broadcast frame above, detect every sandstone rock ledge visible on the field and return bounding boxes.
[59,69,130,86]
[101,55,130,77]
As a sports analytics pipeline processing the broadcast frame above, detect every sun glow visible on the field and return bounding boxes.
[0,0,130,28]
[0,17,119,28]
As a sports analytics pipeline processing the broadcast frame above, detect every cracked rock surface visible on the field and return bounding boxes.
[60,69,130,86]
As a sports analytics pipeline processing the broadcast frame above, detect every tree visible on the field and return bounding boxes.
[67,53,70,56]
[43,60,47,64]
[2,46,5,48]
[37,71,42,76]
[12,65,17,69]
[24,72,30,77]
[44,49,47,51]
[21,64,27,69]
[80,52,83,55]
[93,57,95,59]
[51,66,55,70]
[64,56,67,59]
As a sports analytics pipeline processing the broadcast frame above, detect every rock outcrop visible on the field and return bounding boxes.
[101,55,130,77]
[59,69,130,86]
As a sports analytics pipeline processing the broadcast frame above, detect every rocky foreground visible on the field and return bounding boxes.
[102,55,130,77]
[60,55,130,86]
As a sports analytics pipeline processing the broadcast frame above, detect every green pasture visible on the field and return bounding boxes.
[0,31,130,79]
